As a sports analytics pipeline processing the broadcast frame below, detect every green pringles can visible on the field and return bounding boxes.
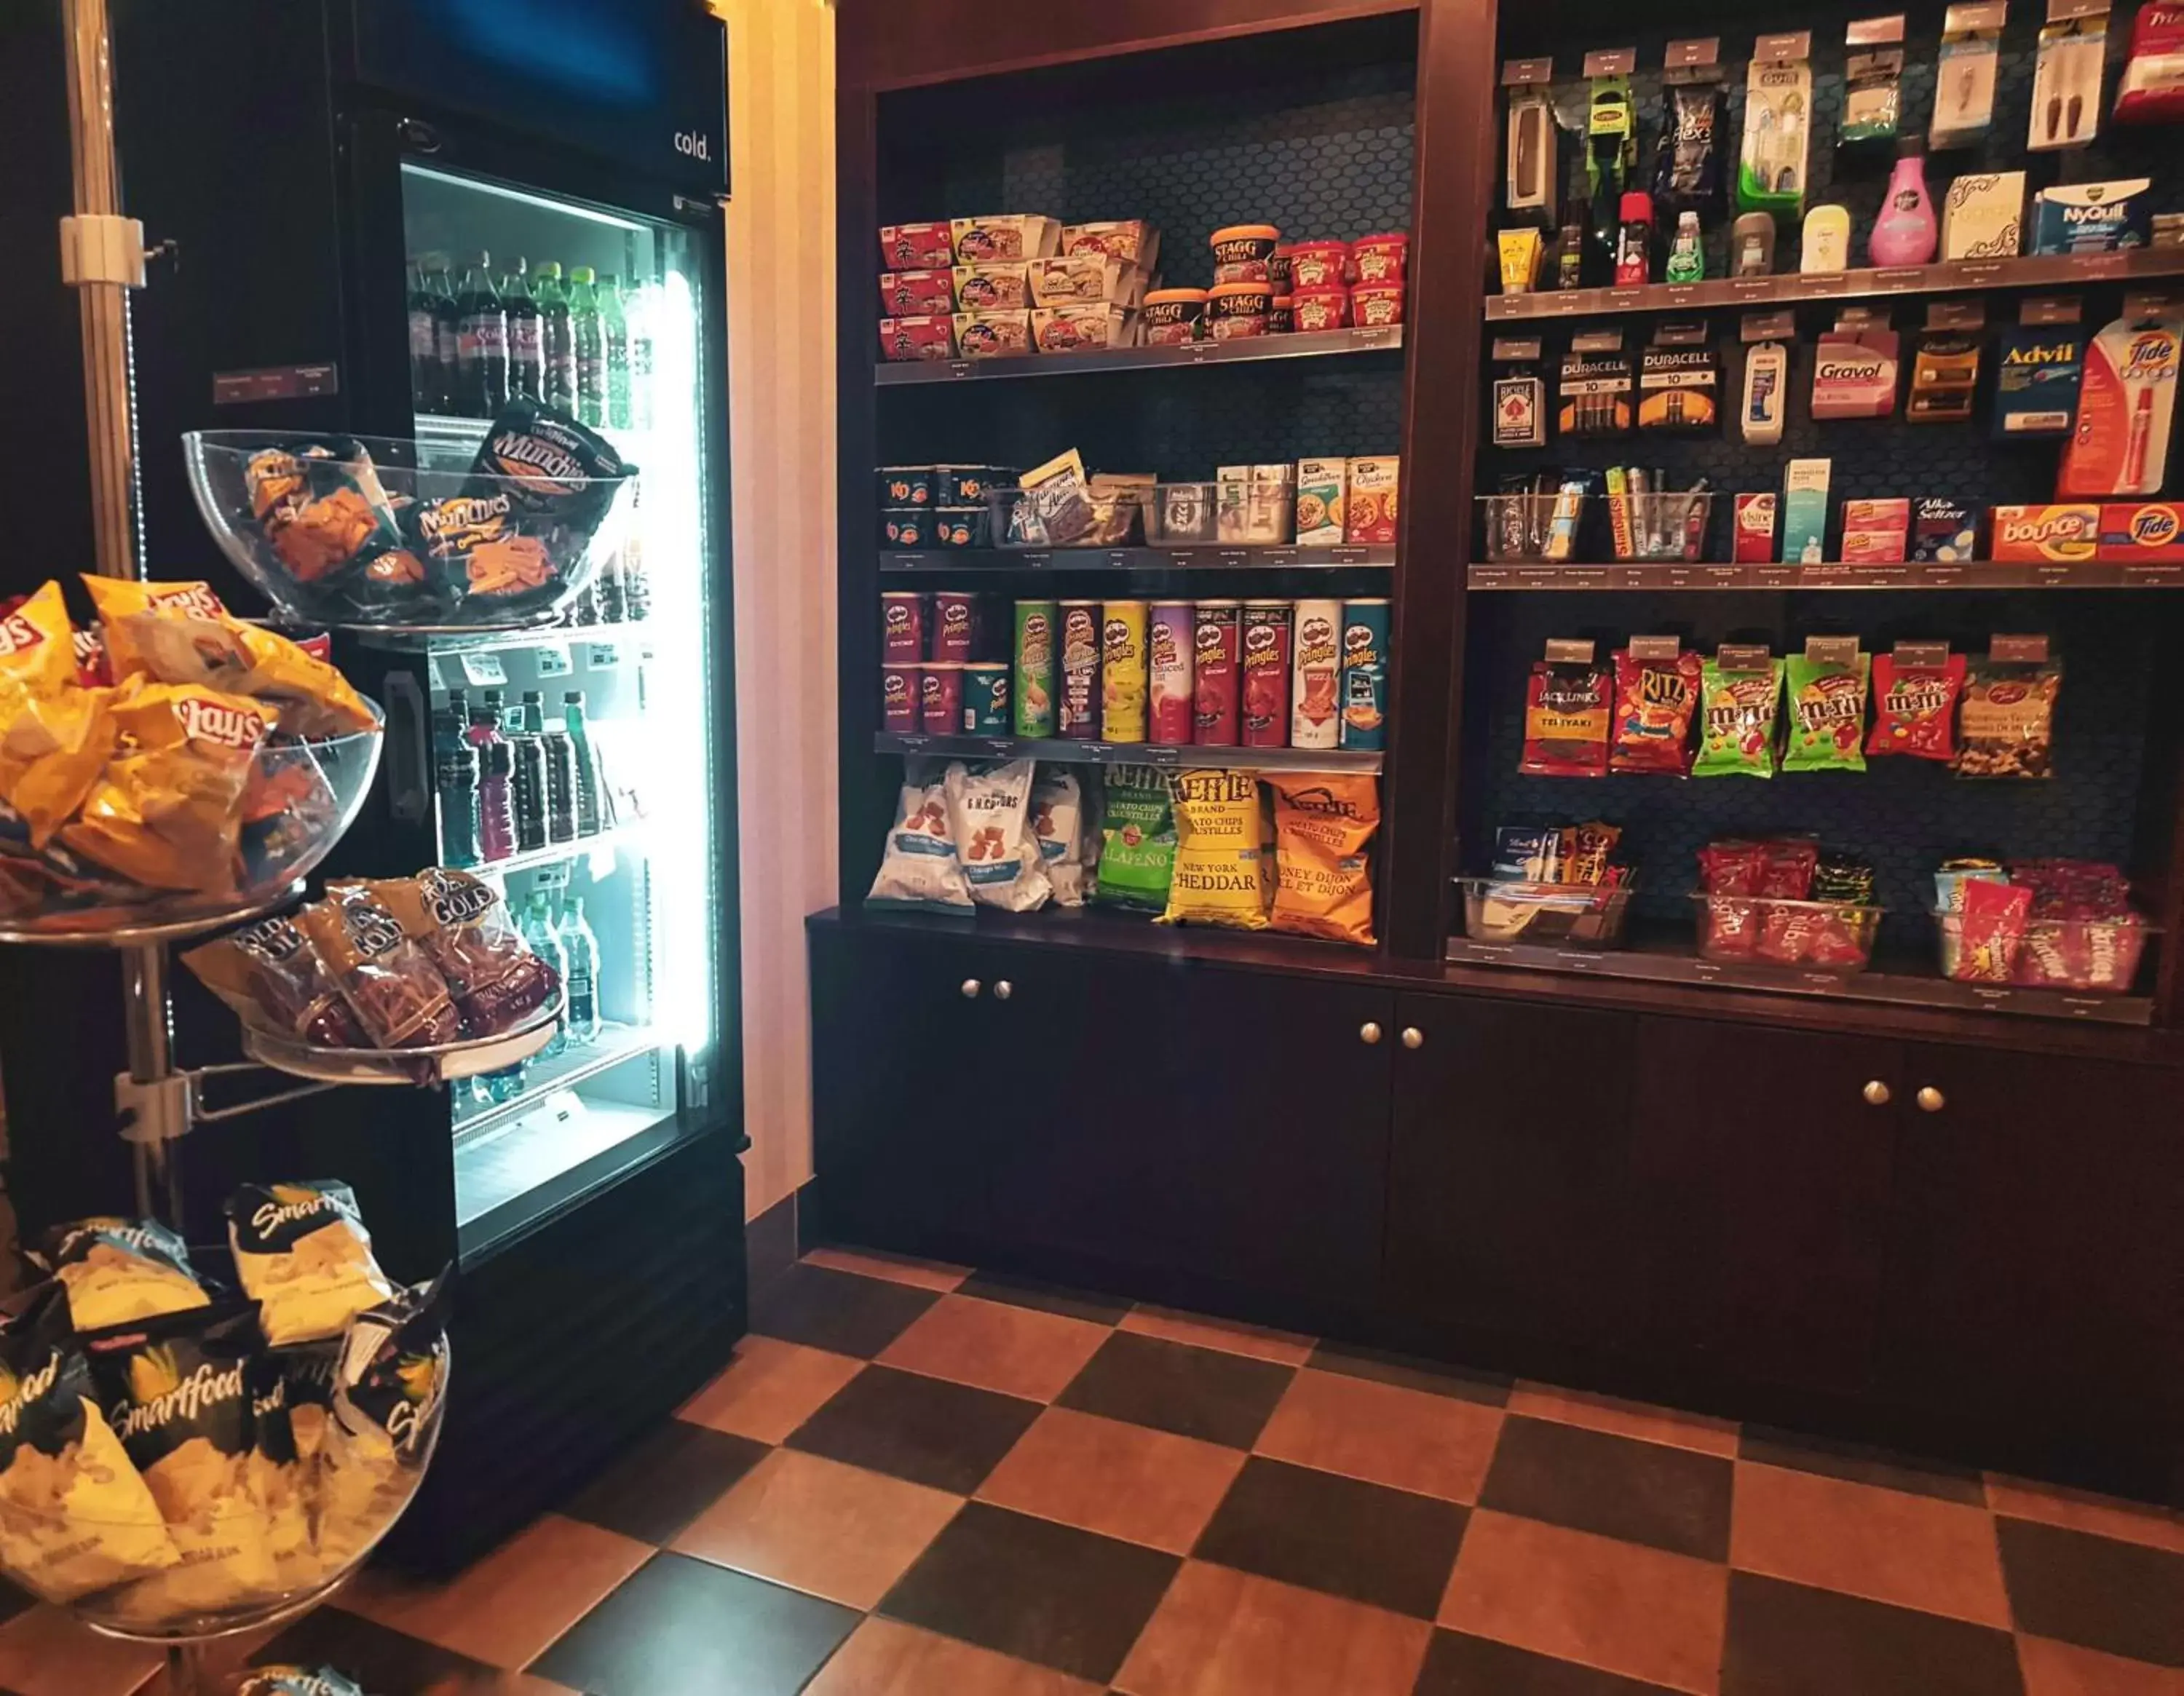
[1013,598,1059,737]
[1340,597,1391,750]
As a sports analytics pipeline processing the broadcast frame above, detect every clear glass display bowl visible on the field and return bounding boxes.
[0,707,383,946]
[183,431,633,634]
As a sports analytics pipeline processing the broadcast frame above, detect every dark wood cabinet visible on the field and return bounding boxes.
[1383,994,1639,1351]
[1627,1019,1900,1399]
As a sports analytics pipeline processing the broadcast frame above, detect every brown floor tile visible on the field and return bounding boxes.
[0,1606,159,1696]
[677,1334,865,1444]
[808,1617,1104,1695]
[1306,1339,1512,1407]
[1998,1517,2184,1670]
[1438,1509,1728,1696]
[1252,1366,1503,1504]
[786,1363,1043,1495]
[977,1406,1246,1555]
[1118,1304,1316,1366]
[1056,1331,1297,1449]
[1729,1459,2010,1629]
[1193,1455,1470,1620]
[802,1245,972,1293]
[339,1512,652,1668]
[557,1419,772,1545]
[1508,1383,1740,1459]
[1719,1571,2023,1696]
[1737,1425,1985,1506]
[1113,1561,1433,1696]
[880,1501,1181,1685]
[751,1261,943,1358]
[673,1446,962,1609]
[2017,1633,2184,1696]
[1415,1628,1690,1695]
[255,1606,554,1694]
[958,1269,1133,1326]
[880,1293,1111,1403]
[1480,1416,1733,1563]
[1988,1476,2184,1558]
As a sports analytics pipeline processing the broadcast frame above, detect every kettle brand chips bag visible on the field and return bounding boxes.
[1693,655,1785,779]
[1096,766,1177,911]
[227,1183,394,1350]
[1160,770,1269,930]
[30,1217,210,1334]
[1269,774,1380,945]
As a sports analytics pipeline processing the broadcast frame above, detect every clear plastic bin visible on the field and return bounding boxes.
[1460,877,1636,949]
[1149,482,1219,544]
[1931,906,2156,994]
[1480,491,1588,563]
[1216,478,1295,546]
[987,485,1149,548]
[1692,893,1882,974]
[1607,491,1712,563]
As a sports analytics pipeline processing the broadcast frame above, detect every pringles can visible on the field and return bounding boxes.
[1339,597,1390,750]
[882,665,919,732]
[880,592,927,662]
[1013,599,1057,738]
[962,662,1010,734]
[1192,600,1241,744]
[920,662,962,734]
[1290,598,1342,750]
[1241,600,1294,748]
[1101,599,1149,743]
[1148,601,1195,745]
[931,590,977,662]
[1059,600,1101,740]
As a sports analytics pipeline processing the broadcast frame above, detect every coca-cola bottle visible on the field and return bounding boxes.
[455,251,510,416]
[502,255,545,402]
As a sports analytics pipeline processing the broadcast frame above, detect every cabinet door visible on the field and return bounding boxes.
[1626,1019,1900,1398]
[1384,994,1639,1350]
[1882,1045,2184,1437]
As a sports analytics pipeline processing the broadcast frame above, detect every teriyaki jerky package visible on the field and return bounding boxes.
[1096,765,1176,911]
[1520,650,1613,777]
[226,1182,394,1349]
[1783,646,1872,772]
[1693,651,1784,779]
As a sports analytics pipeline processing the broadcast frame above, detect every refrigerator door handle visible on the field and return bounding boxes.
[384,670,430,825]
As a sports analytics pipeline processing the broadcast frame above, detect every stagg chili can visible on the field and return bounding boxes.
[880,591,927,662]
[1101,599,1149,745]
[931,590,977,662]
[1059,601,1101,740]
[1192,600,1241,744]
[920,662,962,734]
[1289,598,1342,750]
[1012,599,1057,738]
[1240,600,1294,748]
[1148,600,1195,746]
[881,664,919,732]
[1340,597,1391,750]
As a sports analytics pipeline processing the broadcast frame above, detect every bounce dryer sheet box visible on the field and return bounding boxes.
[1990,504,2101,563]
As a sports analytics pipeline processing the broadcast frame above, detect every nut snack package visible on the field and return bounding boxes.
[868,769,973,911]
[0,1294,180,1602]
[226,1183,394,1350]
[295,884,462,1050]
[1268,773,1380,945]
[1693,654,1785,779]
[946,759,1051,911]
[375,868,560,1038]
[28,1217,210,1333]
[1955,651,2062,778]
[1096,765,1177,911]
[1160,769,1270,929]
[183,915,366,1047]
[1030,767,1090,906]
[1782,649,1872,772]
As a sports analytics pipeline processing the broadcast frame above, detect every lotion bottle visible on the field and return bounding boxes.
[1802,205,1853,273]
[1868,142,1939,266]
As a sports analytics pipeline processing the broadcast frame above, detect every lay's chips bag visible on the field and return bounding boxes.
[0,583,119,846]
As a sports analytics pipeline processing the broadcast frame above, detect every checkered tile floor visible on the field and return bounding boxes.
[7,1247,2181,1695]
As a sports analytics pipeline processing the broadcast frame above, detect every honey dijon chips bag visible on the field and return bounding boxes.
[0,583,119,845]
[1267,773,1380,946]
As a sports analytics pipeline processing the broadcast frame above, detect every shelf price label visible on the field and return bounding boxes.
[459,652,508,689]
[535,643,573,678]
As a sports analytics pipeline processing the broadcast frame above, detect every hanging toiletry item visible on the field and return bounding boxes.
[1616,191,1656,285]
[1740,312,1795,445]
[1639,321,1722,434]
[1554,222,1588,290]
[1666,211,1707,282]
[2058,292,2183,497]
[1653,43,1726,225]
[1869,140,1939,266]
[1492,338,1550,449]
[1811,311,1902,419]
[1908,300,1987,424]
[1738,33,1813,221]
[2030,0,2112,151]
[1993,296,2087,440]
[1933,3,2009,147]
[2115,1,2184,123]
[1803,205,1854,272]
[1505,59,1559,221]
[1841,16,1910,152]
[1559,328,1636,437]
[1732,211,1779,275]
[1585,49,1639,277]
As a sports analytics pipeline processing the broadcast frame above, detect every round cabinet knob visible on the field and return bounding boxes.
[1862,1080,1892,1107]
[1917,1086,1947,1114]
[1359,1022,1382,1045]
[993,980,1013,1002]
[1401,1027,1424,1050]
[960,978,981,999]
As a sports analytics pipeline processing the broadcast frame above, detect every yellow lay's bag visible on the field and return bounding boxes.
[0,583,116,845]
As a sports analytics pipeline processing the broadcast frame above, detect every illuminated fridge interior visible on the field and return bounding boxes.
[402,163,719,1257]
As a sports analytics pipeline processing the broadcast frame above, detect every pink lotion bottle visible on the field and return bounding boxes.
[1868,141,1938,266]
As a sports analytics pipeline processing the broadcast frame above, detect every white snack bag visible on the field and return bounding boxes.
[867,768,973,911]
[1031,767,1088,907]
[946,759,1051,911]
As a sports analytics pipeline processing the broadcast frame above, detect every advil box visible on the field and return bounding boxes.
[2099,503,2184,563]
[1990,504,2102,563]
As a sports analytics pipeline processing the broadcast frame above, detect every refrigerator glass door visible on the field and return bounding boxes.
[400,163,719,1253]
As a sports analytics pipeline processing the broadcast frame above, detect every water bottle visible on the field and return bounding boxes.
[521,890,569,1059]
[557,897,601,1045]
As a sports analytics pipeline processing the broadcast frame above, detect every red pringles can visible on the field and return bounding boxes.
[1148,601,1195,745]
[931,590,977,662]
[1058,599,1101,740]
[880,592,927,662]
[882,665,919,732]
[920,662,962,734]
[1192,600,1241,744]
[1241,599,1294,748]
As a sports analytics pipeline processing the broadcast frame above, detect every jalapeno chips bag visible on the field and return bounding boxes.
[1160,770,1269,929]
[1096,765,1176,911]
[227,1184,394,1350]
[1268,773,1380,945]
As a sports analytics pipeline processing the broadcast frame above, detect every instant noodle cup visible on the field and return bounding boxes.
[1352,233,1409,282]
[1269,772,1380,945]
[0,583,118,847]
[1291,288,1352,333]
[1287,240,1350,290]
[226,1182,394,1349]
[1350,281,1406,328]
[1159,769,1269,930]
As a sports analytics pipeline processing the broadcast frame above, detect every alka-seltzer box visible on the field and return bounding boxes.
[1840,498,1911,564]
[1781,459,1832,564]
[1345,457,1400,545]
[1295,458,1349,546]
[1912,497,1979,563]
[2098,502,2184,563]
[1733,494,1779,563]
[1991,503,2102,563]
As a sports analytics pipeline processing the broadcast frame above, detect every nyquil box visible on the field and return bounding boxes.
[2030,179,2154,255]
